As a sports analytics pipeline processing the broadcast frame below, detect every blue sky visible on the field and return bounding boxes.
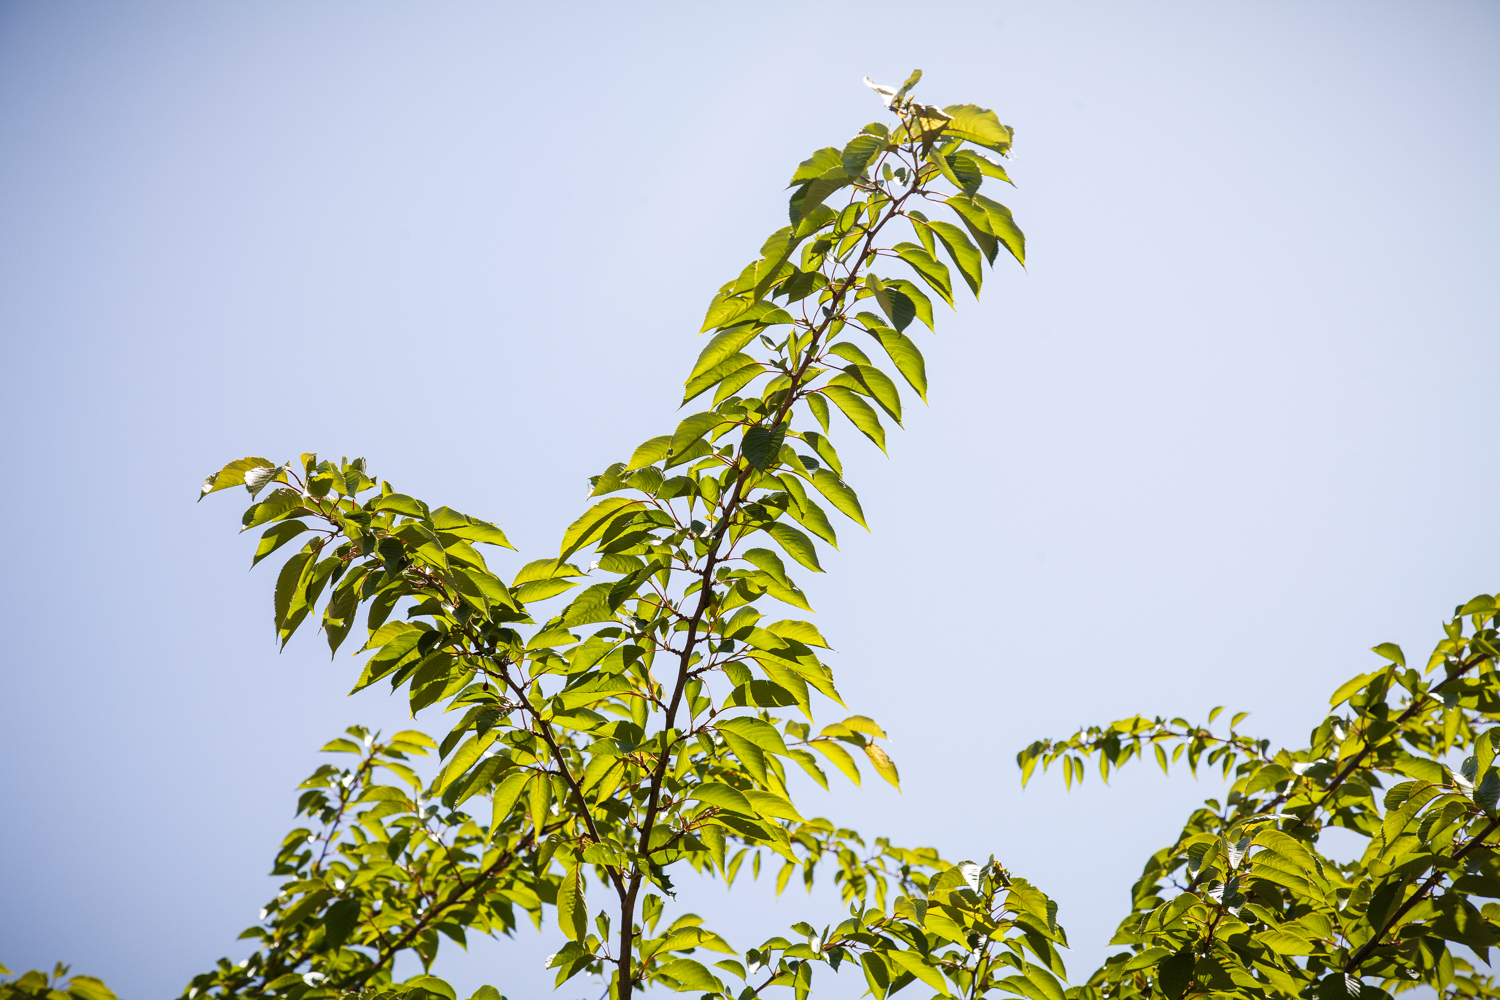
[1,3,1497,997]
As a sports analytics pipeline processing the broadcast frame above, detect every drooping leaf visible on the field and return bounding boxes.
[892,242,953,306]
[765,522,823,573]
[819,387,886,452]
[810,470,867,528]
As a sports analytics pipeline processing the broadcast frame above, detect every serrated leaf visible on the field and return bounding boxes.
[403,977,456,1000]
[841,133,884,176]
[656,959,722,993]
[973,193,1024,266]
[892,243,953,306]
[688,782,757,816]
[819,386,886,452]
[810,470,867,528]
[557,862,586,942]
[687,325,763,384]
[701,295,754,333]
[884,951,948,995]
[559,498,644,560]
[829,364,902,424]
[253,521,309,567]
[765,522,823,572]
[863,744,900,789]
[199,456,275,500]
[671,411,727,456]
[927,220,984,296]
[742,425,787,471]
[884,279,933,331]
[716,716,789,754]
[1329,672,1372,708]
[940,103,1013,152]
[809,740,859,783]
[766,619,830,649]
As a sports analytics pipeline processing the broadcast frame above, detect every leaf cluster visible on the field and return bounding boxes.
[1022,596,1500,1000]
[187,70,1038,1000]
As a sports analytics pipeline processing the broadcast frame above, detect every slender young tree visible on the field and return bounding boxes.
[186,71,1055,1000]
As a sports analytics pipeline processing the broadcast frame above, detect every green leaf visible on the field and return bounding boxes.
[973,193,1024,266]
[252,521,309,567]
[1157,948,1194,1000]
[927,220,984,296]
[371,493,427,518]
[810,470,867,528]
[403,977,457,1000]
[745,789,803,822]
[1122,947,1173,973]
[514,578,579,603]
[685,353,760,406]
[687,325,763,384]
[701,294,754,333]
[436,734,494,793]
[789,147,844,185]
[841,133,885,176]
[490,770,529,832]
[940,103,1013,152]
[1256,927,1315,956]
[559,498,644,560]
[441,516,513,549]
[688,782,757,816]
[798,430,841,475]
[866,275,917,332]
[742,547,790,586]
[883,279,933,330]
[829,364,902,423]
[1453,874,1500,897]
[199,456,275,500]
[557,862,587,942]
[528,771,551,832]
[908,211,937,257]
[805,393,830,433]
[885,951,949,995]
[1460,595,1497,616]
[1329,672,1372,708]
[894,68,923,103]
[892,243,953,306]
[863,743,900,789]
[820,387,886,452]
[810,740,860,784]
[716,716,789,754]
[671,412,727,456]
[656,959,722,993]
[742,425,787,471]
[273,549,314,633]
[626,435,672,471]
[766,619,830,648]
[765,522,823,572]
[1024,964,1065,1000]
[321,897,361,951]
[1371,642,1406,666]
[865,326,928,402]
[778,474,838,546]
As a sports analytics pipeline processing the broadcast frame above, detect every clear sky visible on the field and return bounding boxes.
[1,2,1497,997]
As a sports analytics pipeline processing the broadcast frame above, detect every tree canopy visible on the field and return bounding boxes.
[8,71,1500,1000]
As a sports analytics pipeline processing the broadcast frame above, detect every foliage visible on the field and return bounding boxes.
[13,70,1500,1000]
[0,965,117,1000]
[180,69,1053,1000]
[1020,596,1500,1000]
[181,728,545,998]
